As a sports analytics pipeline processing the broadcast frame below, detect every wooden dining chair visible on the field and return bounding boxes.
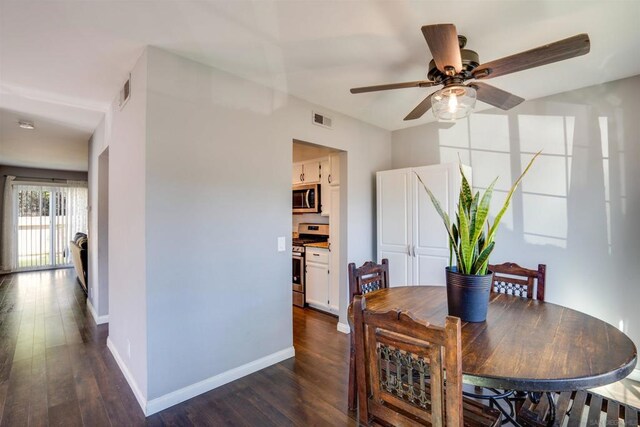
[352,295,501,426]
[518,390,639,426]
[488,262,546,301]
[347,259,390,411]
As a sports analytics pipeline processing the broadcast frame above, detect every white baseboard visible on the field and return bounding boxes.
[87,299,109,325]
[627,368,640,383]
[145,346,295,416]
[106,337,147,414]
[337,322,351,334]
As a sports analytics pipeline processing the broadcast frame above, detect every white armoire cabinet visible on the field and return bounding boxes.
[376,163,470,287]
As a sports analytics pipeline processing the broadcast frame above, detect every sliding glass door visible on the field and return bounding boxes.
[14,184,87,270]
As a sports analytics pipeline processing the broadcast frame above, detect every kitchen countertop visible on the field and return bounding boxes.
[305,242,329,249]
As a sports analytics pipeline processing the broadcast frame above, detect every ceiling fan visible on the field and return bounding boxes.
[350,24,590,121]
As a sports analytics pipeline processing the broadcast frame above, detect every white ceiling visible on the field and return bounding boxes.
[0,108,89,171]
[1,0,639,170]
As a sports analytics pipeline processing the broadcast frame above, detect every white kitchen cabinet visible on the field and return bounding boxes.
[376,163,469,287]
[305,247,334,313]
[328,153,340,186]
[303,160,321,183]
[320,158,330,217]
[292,159,322,185]
[292,163,304,185]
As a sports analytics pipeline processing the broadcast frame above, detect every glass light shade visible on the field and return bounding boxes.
[431,85,477,121]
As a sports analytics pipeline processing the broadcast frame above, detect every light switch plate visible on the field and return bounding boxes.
[277,236,286,252]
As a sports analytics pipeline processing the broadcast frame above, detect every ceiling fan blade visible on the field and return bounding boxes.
[421,24,463,74]
[473,33,590,79]
[350,80,438,94]
[404,93,435,120]
[471,82,524,110]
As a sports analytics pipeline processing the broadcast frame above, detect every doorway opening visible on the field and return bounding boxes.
[291,139,349,332]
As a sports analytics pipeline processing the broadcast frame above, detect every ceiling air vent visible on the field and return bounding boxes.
[118,74,131,110]
[312,111,332,129]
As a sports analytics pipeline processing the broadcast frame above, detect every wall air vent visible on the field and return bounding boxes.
[312,111,333,129]
[118,74,131,110]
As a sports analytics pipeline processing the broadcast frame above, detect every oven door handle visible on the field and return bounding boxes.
[305,189,311,208]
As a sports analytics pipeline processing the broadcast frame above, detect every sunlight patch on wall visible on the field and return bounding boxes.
[520,154,567,197]
[523,234,567,249]
[439,146,470,164]
[469,114,510,152]
[599,116,612,254]
[471,151,512,191]
[488,189,513,231]
[522,193,567,243]
[518,115,566,155]
[564,117,575,157]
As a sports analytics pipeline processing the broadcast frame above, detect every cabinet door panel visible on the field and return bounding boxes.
[377,169,412,286]
[381,251,411,287]
[328,153,340,186]
[306,262,329,310]
[320,159,330,217]
[292,163,304,185]
[303,160,321,183]
[412,164,464,285]
[378,170,411,248]
[414,254,448,286]
[414,165,450,250]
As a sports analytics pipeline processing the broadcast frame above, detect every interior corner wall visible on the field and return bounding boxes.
[390,75,640,355]
[143,47,391,403]
[106,50,148,403]
[88,116,108,316]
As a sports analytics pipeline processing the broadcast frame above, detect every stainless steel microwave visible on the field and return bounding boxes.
[293,183,320,214]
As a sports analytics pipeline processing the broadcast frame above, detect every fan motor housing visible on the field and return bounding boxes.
[428,48,480,82]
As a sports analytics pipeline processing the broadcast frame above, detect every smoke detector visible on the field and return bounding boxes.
[18,120,35,130]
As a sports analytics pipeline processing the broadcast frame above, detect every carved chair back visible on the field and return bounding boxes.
[347,259,390,410]
[488,262,546,301]
[353,295,463,426]
[348,259,389,302]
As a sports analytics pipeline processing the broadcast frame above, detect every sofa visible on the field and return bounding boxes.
[70,232,88,293]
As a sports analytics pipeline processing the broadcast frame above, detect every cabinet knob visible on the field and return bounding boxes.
[300,173,303,181]
[328,174,332,184]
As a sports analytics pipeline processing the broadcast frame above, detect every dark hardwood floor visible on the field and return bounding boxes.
[0,269,357,426]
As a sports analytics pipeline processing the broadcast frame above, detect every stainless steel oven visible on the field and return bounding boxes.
[292,223,329,307]
[292,183,320,214]
[292,246,305,307]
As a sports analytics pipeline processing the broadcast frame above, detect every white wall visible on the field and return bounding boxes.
[391,75,640,359]
[88,117,108,318]
[97,149,109,317]
[106,51,149,403]
[85,46,391,411]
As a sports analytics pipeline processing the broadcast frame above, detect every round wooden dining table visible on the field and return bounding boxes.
[352,286,637,392]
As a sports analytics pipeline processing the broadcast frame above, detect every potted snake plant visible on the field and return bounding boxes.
[416,152,540,322]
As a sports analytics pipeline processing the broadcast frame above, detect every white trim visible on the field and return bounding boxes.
[145,346,295,416]
[87,299,109,324]
[337,322,351,334]
[106,337,147,414]
[627,368,640,383]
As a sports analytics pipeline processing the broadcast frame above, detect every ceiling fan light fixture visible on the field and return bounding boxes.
[432,85,476,121]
